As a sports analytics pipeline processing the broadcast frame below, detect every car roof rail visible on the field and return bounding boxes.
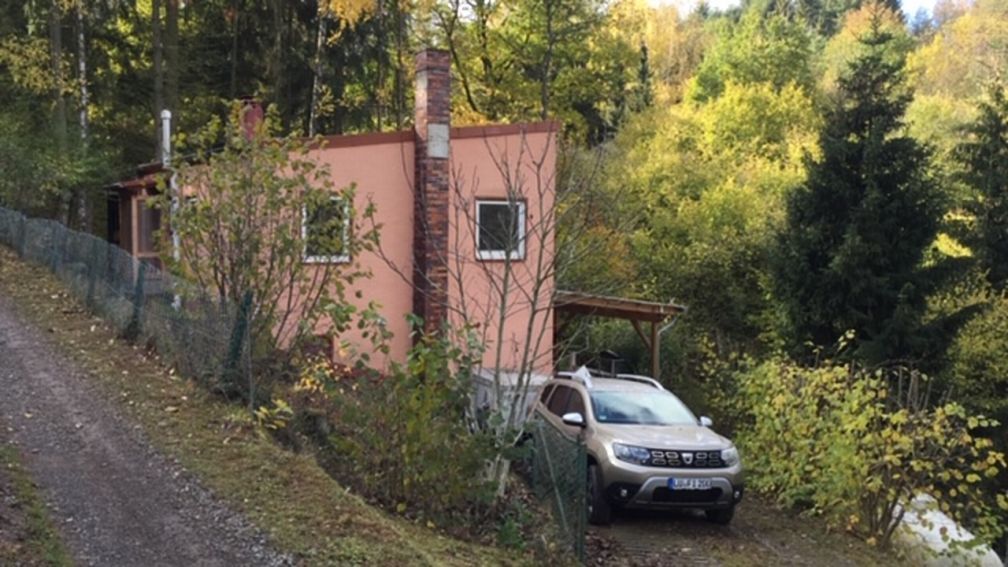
[556,366,594,389]
[613,373,665,390]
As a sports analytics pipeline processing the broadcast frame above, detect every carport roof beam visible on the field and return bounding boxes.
[554,290,687,380]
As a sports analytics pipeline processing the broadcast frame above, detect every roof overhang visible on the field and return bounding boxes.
[554,290,686,323]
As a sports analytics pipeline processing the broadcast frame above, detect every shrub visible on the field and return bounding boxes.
[728,355,1007,549]
[290,321,496,525]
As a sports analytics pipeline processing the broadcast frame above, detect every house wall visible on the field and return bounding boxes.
[446,127,556,375]
[309,125,555,375]
[310,134,417,367]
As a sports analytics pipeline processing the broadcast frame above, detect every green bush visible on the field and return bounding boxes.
[728,355,1007,548]
[292,321,496,525]
[947,294,1008,427]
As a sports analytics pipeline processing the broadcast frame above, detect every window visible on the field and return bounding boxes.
[303,196,349,263]
[589,391,697,426]
[539,385,555,405]
[137,201,161,254]
[565,390,586,417]
[476,199,525,260]
[547,385,572,417]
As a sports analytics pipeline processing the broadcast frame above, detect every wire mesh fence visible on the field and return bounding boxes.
[1,205,589,561]
[0,206,253,400]
[529,417,587,562]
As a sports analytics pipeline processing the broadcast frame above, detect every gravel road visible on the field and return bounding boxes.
[0,293,291,567]
[587,501,896,566]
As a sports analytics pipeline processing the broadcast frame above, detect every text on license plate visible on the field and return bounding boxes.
[669,478,712,490]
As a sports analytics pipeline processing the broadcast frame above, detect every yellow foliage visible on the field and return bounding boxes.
[254,398,294,431]
[322,0,375,30]
[908,1,1008,97]
[729,358,1006,548]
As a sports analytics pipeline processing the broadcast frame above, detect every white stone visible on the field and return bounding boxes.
[427,123,449,159]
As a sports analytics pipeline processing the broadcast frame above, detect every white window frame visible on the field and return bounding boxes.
[476,198,526,261]
[302,196,350,264]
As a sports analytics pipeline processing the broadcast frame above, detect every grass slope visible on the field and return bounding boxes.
[0,247,514,566]
[0,445,73,567]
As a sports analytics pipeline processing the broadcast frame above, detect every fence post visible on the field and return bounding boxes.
[16,215,26,258]
[123,261,147,340]
[85,239,101,308]
[54,226,69,278]
[48,224,60,272]
[574,439,587,562]
[224,291,254,404]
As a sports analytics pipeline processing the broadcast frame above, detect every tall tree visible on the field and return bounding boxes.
[958,82,1008,290]
[687,8,814,103]
[164,0,179,137]
[774,19,941,363]
[152,0,164,158]
[48,0,70,224]
[74,0,89,228]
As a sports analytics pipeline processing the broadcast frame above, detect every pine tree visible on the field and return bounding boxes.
[959,82,1008,291]
[774,19,940,363]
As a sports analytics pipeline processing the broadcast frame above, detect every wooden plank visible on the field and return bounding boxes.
[630,319,651,351]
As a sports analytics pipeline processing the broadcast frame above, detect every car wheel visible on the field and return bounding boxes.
[587,463,611,525]
[705,504,735,525]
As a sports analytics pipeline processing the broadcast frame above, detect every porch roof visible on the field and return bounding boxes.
[554,290,685,322]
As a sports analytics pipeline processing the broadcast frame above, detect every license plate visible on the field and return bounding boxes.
[669,478,712,490]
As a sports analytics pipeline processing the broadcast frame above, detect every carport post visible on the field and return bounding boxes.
[650,321,660,381]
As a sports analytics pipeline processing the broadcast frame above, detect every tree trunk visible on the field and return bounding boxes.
[393,0,406,128]
[152,0,164,158]
[76,2,88,142]
[165,0,180,137]
[228,0,239,99]
[75,0,89,229]
[270,0,283,122]
[308,9,328,137]
[49,0,68,223]
[540,0,554,121]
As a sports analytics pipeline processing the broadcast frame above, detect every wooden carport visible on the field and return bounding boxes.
[554,290,686,380]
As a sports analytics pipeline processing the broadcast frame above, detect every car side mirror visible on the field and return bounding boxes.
[562,412,586,428]
[699,416,713,428]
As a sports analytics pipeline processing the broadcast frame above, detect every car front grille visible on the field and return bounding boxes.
[646,449,725,468]
[652,487,724,503]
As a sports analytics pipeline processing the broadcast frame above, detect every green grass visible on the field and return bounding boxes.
[0,247,516,566]
[0,445,73,567]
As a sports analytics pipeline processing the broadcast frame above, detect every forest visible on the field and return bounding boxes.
[1,0,1008,556]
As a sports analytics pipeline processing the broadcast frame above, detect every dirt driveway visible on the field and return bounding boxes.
[0,292,290,566]
[588,498,897,566]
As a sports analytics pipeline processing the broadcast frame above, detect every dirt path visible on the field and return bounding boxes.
[0,292,291,567]
[588,500,896,566]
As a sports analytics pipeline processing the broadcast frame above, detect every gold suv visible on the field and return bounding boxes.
[533,368,744,525]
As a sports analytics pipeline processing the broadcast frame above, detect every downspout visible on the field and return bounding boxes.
[652,306,686,380]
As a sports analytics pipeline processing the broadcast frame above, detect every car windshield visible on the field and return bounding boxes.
[589,390,697,426]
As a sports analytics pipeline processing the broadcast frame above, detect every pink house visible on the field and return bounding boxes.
[108,49,558,378]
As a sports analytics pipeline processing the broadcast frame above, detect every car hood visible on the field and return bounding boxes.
[598,424,732,450]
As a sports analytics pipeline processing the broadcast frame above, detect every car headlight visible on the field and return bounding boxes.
[613,443,650,465]
[721,446,740,467]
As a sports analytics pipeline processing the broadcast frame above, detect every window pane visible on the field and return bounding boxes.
[539,385,554,405]
[137,203,161,253]
[565,391,586,417]
[305,198,346,258]
[478,202,519,253]
[589,391,697,426]
[547,385,572,416]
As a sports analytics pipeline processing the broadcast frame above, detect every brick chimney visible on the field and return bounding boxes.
[239,97,264,140]
[412,49,451,335]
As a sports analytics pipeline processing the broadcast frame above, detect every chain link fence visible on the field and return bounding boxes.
[529,417,587,562]
[0,206,253,400]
